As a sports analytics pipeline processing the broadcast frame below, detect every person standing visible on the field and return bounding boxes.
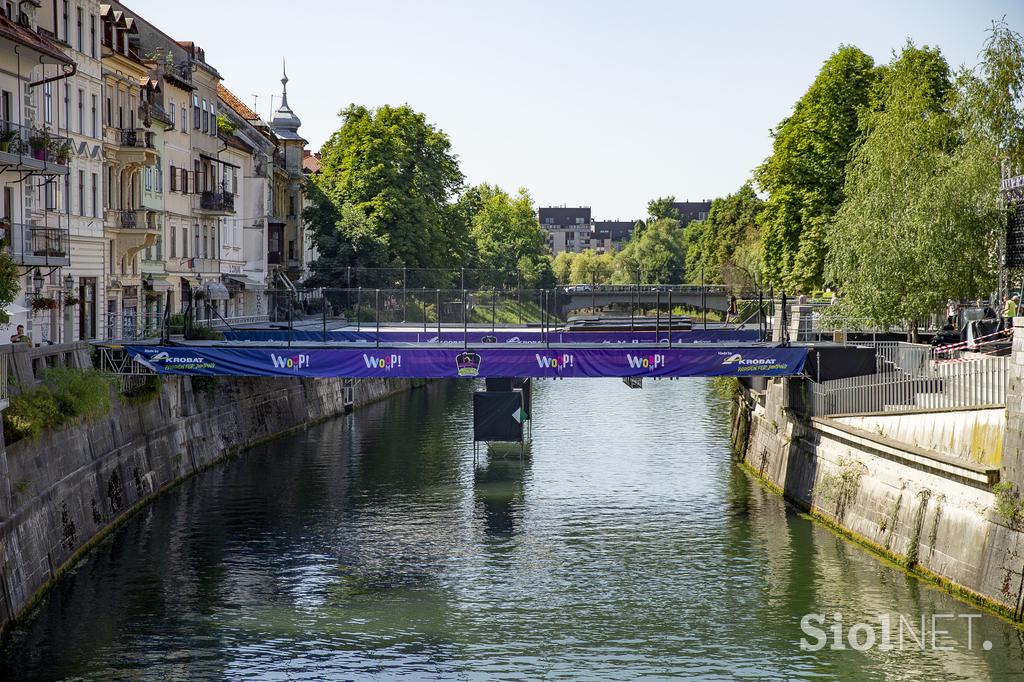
[1001,294,1017,332]
[9,324,30,344]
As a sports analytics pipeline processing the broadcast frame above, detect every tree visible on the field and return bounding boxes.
[826,42,1002,335]
[461,184,548,287]
[568,250,614,284]
[0,250,18,325]
[308,104,466,282]
[552,251,576,284]
[684,183,764,287]
[756,45,878,292]
[647,196,679,222]
[613,218,688,283]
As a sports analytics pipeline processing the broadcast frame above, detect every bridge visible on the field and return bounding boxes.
[557,284,730,314]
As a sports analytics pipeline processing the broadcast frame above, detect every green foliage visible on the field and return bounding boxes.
[0,249,19,325]
[993,481,1024,525]
[4,388,61,443]
[4,368,113,444]
[612,218,688,283]
[461,184,550,286]
[568,250,614,284]
[40,368,112,420]
[216,114,236,136]
[826,42,1002,330]
[755,45,878,291]
[684,183,764,288]
[120,375,164,406]
[188,326,226,341]
[647,196,679,222]
[307,104,466,283]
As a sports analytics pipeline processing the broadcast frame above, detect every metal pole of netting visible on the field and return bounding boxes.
[656,290,661,344]
[436,288,441,341]
[758,287,764,341]
[347,267,351,310]
[287,294,293,348]
[402,266,407,323]
[517,271,522,325]
[463,288,468,348]
[545,290,550,348]
[492,288,496,333]
[375,289,380,348]
[701,266,706,330]
[356,287,361,332]
[668,290,673,348]
[423,287,427,333]
[322,288,327,343]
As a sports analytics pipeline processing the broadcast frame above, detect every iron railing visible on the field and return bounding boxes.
[808,353,1008,416]
[199,191,235,212]
[0,121,72,168]
[9,223,69,265]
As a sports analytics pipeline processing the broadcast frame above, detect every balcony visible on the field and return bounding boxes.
[0,122,71,174]
[104,127,157,166]
[198,190,235,214]
[7,222,70,266]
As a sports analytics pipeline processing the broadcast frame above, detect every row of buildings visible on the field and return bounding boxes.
[537,201,711,256]
[1,1,309,344]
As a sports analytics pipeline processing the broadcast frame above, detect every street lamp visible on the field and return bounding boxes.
[32,268,44,294]
[63,273,75,343]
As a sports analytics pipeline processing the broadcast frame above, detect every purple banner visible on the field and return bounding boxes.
[221,328,761,344]
[124,345,806,379]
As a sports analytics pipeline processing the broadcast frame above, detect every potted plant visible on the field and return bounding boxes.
[0,128,18,153]
[28,129,48,160]
[31,296,57,312]
[52,139,72,164]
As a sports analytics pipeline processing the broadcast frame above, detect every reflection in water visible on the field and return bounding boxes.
[0,378,1022,680]
[474,452,529,539]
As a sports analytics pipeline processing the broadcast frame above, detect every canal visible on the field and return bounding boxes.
[1,379,1022,680]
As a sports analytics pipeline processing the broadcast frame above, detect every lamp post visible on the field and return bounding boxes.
[63,273,74,343]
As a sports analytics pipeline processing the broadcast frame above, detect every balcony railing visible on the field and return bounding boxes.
[0,122,72,170]
[199,191,235,212]
[119,128,155,149]
[7,222,70,265]
[108,209,160,231]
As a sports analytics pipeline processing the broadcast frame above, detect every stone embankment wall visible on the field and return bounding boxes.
[0,376,419,634]
[734,377,1024,619]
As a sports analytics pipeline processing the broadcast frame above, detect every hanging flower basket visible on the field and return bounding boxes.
[63,295,80,306]
[31,296,58,312]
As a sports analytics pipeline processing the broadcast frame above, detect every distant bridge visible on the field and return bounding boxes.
[557,284,730,313]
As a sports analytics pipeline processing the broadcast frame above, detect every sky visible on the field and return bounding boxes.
[134,0,1021,221]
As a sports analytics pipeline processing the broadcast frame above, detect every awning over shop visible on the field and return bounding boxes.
[2,303,30,315]
[206,282,230,300]
[225,274,266,289]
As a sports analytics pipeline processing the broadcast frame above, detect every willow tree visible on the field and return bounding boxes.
[826,43,1003,336]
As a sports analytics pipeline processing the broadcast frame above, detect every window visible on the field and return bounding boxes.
[156,157,163,192]
[194,229,200,258]
[169,164,176,192]
[77,89,84,133]
[144,167,151,191]
[168,97,175,128]
[89,15,96,58]
[64,83,70,127]
[64,174,70,213]
[202,226,208,258]
[76,7,83,52]
[181,105,186,132]
[62,1,69,43]
[45,179,56,210]
[44,83,52,124]
[91,172,98,218]
[288,195,295,217]
[181,226,187,258]
[91,94,97,137]
[575,217,584,225]
[209,101,216,136]
[193,95,200,129]
[105,95,111,126]
[78,171,84,215]
[194,160,201,192]
[181,167,189,194]
[288,240,296,261]
[201,99,208,133]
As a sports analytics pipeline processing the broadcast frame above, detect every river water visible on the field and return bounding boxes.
[1,379,1023,680]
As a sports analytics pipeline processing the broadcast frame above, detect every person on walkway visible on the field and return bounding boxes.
[947,299,958,326]
[1002,294,1018,332]
[726,294,738,326]
[797,291,807,305]
[9,324,29,344]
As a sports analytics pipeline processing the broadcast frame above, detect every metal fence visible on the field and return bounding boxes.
[808,351,1008,416]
